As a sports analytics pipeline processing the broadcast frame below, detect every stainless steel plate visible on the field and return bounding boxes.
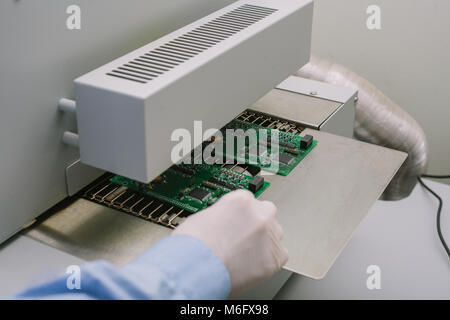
[26,199,171,267]
[27,129,406,278]
[252,89,342,129]
[260,129,406,278]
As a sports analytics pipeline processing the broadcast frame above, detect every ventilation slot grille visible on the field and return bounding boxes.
[107,4,278,83]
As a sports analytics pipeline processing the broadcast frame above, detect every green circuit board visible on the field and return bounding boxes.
[213,118,317,176]
[110,163,269,214]
[83,110,317,229]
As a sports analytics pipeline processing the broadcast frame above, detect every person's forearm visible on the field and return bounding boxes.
[13,235,230,300]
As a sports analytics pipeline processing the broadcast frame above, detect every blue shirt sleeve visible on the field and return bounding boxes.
[13,235,231,300]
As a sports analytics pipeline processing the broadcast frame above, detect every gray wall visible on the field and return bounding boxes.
[310,0,450,183]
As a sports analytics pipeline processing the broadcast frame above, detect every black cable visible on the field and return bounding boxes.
[417,176,450,259]
[421,174,450,179]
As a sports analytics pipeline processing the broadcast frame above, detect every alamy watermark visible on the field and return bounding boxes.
[66,265,81,290]
[366,5,381,30]
[366,265,382,290]
[66,5,81,30]
[171,121,281,174]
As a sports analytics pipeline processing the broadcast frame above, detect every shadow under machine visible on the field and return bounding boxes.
[0,0,406,298]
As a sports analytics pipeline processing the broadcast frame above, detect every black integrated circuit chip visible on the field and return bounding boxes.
[188,188,211,202]
[249,176,264,194]
[300,135,314,150]
[278,153,295,165]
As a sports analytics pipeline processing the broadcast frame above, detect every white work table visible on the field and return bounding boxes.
[0,179,449,299]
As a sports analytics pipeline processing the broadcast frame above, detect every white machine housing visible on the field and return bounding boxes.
[75,0,314,182]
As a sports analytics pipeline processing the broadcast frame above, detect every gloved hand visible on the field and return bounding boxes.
[173,189,288,296]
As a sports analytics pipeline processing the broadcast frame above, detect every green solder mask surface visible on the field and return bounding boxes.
[218,119,317,176]
[111,164,270,214]
[83,112,317,229]
[108,115,315,216]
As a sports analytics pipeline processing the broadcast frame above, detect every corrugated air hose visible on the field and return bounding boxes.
[297,55,428,200]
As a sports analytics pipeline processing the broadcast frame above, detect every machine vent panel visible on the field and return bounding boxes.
[106,4,278,83]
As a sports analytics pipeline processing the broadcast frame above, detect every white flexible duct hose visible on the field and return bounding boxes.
[297,55,428,200]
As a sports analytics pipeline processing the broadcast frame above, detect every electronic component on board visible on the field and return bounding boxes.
[249,176,264,194]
